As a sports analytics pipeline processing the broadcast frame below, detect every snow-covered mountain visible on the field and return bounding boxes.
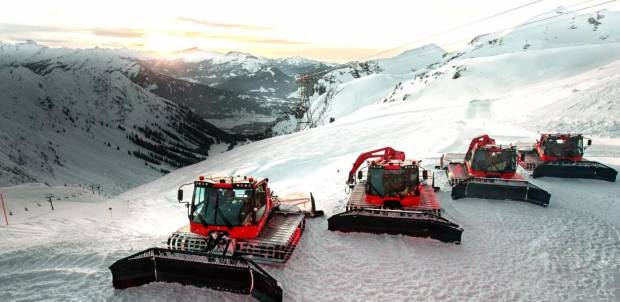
[0,42,255,193]
[143,51,334,105]
[0,41,335,192]
[170,47,223,62]
[269,44,447,134]
[273,8,620,135]
[0,41,338,192]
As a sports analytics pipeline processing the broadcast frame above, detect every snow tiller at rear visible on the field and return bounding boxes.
[110,176,323,302]
[518,133,617,182]
[328,147,463,244]
[441,135,551,207]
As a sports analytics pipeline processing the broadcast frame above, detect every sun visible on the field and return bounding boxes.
[142,34,190,56]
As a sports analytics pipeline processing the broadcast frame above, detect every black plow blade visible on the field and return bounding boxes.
[533,160,617,182]
[327,209,463,244]
[110,248,282,302]
[451,178,550,207]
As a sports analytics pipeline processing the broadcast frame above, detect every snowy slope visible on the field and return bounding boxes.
[278,9,620,133]
[374,44,446,74]
[0,42,246,193]
[526,60,620,137]
[464,8,620,58]
[141,51,335,134]
[2,65,618,300]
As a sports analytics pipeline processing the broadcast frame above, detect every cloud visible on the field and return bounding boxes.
[260,46,386,63]
[0,22,145,39]
[0,23,73,34]
[253,38,307,45]
[176,17,272,31]
[2,37,73,44]
[90,29,145,38]
[177,31,306,45]
[0,22,294,45]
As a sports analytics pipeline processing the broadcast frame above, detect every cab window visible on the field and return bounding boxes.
[191,186,253,226]
[255,184,267,221]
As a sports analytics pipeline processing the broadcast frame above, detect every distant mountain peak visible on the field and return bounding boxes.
[21,39,41,46]
[171,47,223,62]
[280,56,319,66]
[397,44,446,56]
[224,51,260,59]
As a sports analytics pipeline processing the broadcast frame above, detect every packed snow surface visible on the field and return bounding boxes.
[2,69,619,301]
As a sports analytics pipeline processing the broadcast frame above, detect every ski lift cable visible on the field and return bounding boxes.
[440,0,616,50]
[308,0,615,79]
[295,0,609,129]
[378,0,616,66]
[295,0,613,128]
[301,0,613,80]
[299,0,547,79]
[362,0,545,61]
[366,0,603,62]
[508,0,615,30]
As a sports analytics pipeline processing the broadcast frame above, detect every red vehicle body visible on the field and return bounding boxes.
[463,135,520,179]
[188,176,274,240]
[535,134,586,161]
[111,175,322,302]
[441,135,550,207]
[332,147,462,244]
[346,147,438,209]
[518,133,617,182]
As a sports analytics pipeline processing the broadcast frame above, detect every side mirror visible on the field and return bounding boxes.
[177,189,183,202]
[587,139,592,146]
[422,170,428,180]
[357,170,363,180]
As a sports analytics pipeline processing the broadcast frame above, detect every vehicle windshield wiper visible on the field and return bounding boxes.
[193,201,209,227]
[369,180,383,197]
[489,161,505,172]
[213,193,234,228]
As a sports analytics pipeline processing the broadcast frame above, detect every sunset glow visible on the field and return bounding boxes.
[1,0,618,61]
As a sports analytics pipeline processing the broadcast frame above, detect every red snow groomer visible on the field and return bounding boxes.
[110,176,323,302]
[328,147,463,244]
[518,133,617,182]
[441,135,551,207]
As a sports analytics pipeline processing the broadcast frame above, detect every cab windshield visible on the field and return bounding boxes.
[543,137,583,157]
[192,186,254,227]
[471,149,516,172]
[367,167,419,197]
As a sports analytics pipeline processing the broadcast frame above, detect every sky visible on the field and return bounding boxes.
[0,0,618,62]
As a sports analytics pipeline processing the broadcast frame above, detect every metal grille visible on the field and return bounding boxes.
[237,213,305,264]
[167,213,306,265]
[123,248,251,268]
[346,182,441,215]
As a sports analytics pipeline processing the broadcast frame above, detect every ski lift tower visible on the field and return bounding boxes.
[295,73,316,131]
[293,63,353,131]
